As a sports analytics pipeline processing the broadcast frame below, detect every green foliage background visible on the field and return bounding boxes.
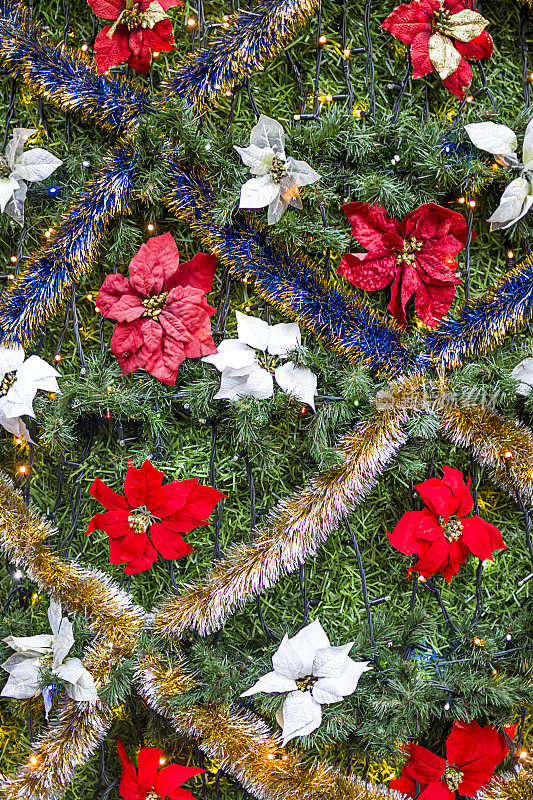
[0,0,532,797]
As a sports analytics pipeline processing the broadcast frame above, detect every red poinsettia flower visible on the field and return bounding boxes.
[381,0,493,100]
[117,740,205,800]
[390,720,514,799]
[388,465,505,582]
[337,202,470,328]
[96,232,217,385]
[88,0,184,74]
[85,459,225,574]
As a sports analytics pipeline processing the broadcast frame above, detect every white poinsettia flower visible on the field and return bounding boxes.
[510,357,533,395]
[1,599,97,717]
[234,115,320,225]
[0,347,61,441]
[465,119,533,230]
[241,619,371,745]
[202,311,317,409]
[0,128,62,226]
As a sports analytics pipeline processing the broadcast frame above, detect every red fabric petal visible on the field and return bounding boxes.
[110,321,148,375]
[154,764,205,799]
[128,243,168,297]
[389,771,417,797]
[455,30,493,61]
[403,743,446,784]
[183,483,226,520]
[418,783,453,800]
[411,30,433,79]
[446,720,511,795]
[156,0,184,9]
[415,475,454,520]
[123,459,165,510]
[123,538,159,574]
[441,466,473,517]
[402,204,469,253]
[461,517,505,560]
[136,747,162,793]
[145,20,176,52]
[157,478,200,515]
[88,0,124,20]
[87,510,132,539]
[150,523,194,560]
[410,535,450,577]
[127,29,153,73]
[387,509,436,556]
[342,202,402,251]
[441,56,473,99]
[88,477,130,511]
[381,3,432,45]
[337,252,396,291]
[93,25,132,73]
[97,274,144,323]
[117,739,144,800]
[165,252,217,294]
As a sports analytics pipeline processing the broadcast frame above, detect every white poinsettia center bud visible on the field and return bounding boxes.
[295,674,318,692]
[108,0,168,38]
[440,515,463,542]
[443,764,464,792]
[128,505,160,533]
[142,291,169,319]
[270,156,289,185]
[0,153,11,178]
[0,371,17,396]
[396,237,423,266]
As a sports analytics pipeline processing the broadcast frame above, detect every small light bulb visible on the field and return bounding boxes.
[318,34,327,44]
[222,21,230,28]
[224,90,232,96]
[293,113,301,121]
[506,633,512,641]
[205,143,212,150]
[82,160,90,167]
[492,668,498,676]
[15,437,22,445]
[343,48,351,57]
[507,250,514,259]
[106,385,113,392]
[418,575,426,583]
[492,162,499,171]
[13,569,22,579]
[529,72,533,82]
[458,197,465,204]
[54,354,61,362]
[86,293,93,301]
[473,637,484,646]
[444,702,451,710]
[468,199,476,208]
[503,450,512,459]
[106,410,111,420]
[152,51,160,57]
[266,753,275,761]
[81,43,89,52]
[300,406,308,415]
[466,95,473,103]
[353,108,362,118]
[29,755,39,766]
[159,757,166,765]
[325,94,333,102]
[18,465,26,474]
[95,305,100,313]
[147,222,155,232]
[10,255,17,263]
[44,229,52,239]
[282,754,289,761]
[186,17,197,27]
[519,750,529,759]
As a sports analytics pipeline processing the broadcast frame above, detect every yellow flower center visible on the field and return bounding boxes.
[107,0,168,38]
[0,154,11,178]
[443,764,464,792]
[440,516,463,542]
[142,291,169,319]
[295,675,318,692]
[270,156,289,185]
[0,371,17,397]
[396,237,424,266]
[127,506,159,533]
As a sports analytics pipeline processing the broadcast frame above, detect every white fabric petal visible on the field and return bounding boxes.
[1,382,37,419]
[234,144,275,176]
[488,177,533,230]
[202,339,257,372]
[274,362,317,410]
[47,599,62,636]
[236,310,270,351]
[0,412,33,441]
[1,670,40,699]
[213,366,274,401]
[280,690,322,744]
[249,115,286,158]
[510,357,533,395]
[5,128,37,169]
[312,659,371,705]
[0,177,19,213]
[0,347,26,378]
[464,122,518,157]
[14,355,61,390]
[11,148,62,183]
[273,619,330,679]
[4,180,27,226]
[56,658,98,703]
[267,193,288,225]
[285,157,321,188]
[52,619,74,668]
[312,642,354,679]
[240,670,298,697]
[266,322,301,356]
[3,634,54,656]
[523,118,533,166]
[239,175,279,210]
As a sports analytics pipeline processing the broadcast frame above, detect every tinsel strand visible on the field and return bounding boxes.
[159,0,320,109]
[0,140,135,347]
[152,395,411,637]
[478,768,533,800]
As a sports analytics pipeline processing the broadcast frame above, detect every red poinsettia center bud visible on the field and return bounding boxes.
[146,793,160,800]
[128,505,159,533]
[440,515,463,542]
[270,156,289,185]
[433,5,452,35]
[296,674,318,692]
[142,291,169,319]
[107,0,168,38]
[0,371,17,396]
[396,237,424,266]
[443,764,464,792]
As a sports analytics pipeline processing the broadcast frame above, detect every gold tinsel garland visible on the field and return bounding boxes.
[1,381,532,800]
